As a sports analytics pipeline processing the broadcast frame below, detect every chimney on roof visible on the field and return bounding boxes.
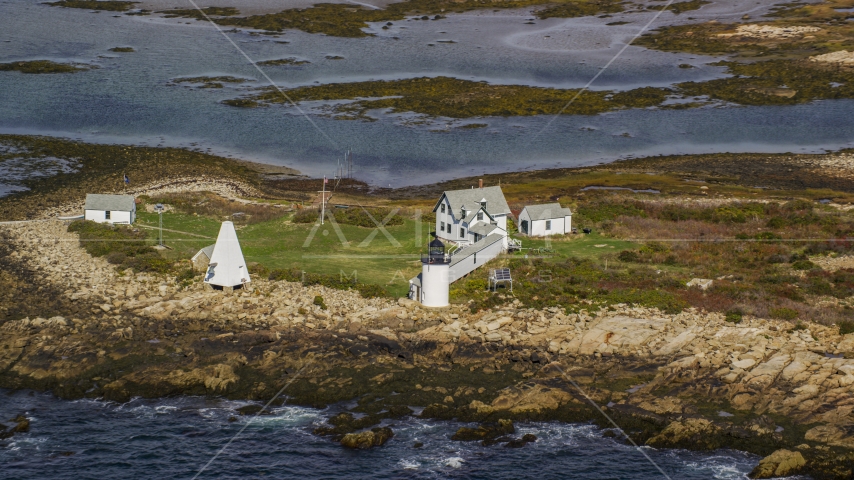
[479,179,483,189]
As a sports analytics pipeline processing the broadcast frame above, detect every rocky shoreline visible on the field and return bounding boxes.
[2,219,854,477]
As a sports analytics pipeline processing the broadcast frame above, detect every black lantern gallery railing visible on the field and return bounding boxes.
[422,233,451,264]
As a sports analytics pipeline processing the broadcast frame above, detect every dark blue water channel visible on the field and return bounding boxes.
[0,389,784,479]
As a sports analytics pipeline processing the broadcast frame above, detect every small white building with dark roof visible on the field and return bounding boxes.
[518,203,572,236]
[84,194,136,225]
[192,244,216,271]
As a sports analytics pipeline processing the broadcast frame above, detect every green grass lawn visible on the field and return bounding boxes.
[136,210,637,297]
[137,211,427,297]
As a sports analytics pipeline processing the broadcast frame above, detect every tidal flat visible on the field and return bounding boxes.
[6,0,854,186]
[222,60,854,119]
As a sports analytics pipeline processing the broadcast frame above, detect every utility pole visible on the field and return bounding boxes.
[154,203,164,246]
[320,176,326,225]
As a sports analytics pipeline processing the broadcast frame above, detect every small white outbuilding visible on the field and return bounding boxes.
[84,194,136,224]
[518,203,572,236]
[204,221,250,290]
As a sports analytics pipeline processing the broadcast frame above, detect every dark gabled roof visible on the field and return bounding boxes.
[433,186,510,216]
[450,233,504,267]
[84,194,135,212]
[522,203,572,221]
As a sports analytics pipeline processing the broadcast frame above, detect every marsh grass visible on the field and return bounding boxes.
[157,7,239,19]
[678,60,854,106]
[212,0,628,37]
[0,60,94,74]
[227,76,671,118]
[171,76,250,84]
[46,0,137,11]
[654,0,710,14]
[257,58,311,66]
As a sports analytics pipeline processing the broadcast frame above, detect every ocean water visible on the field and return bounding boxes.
[0,389,773,480]
[1,0,854,187]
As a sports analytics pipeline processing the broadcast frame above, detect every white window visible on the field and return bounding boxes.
[441,203,445,213]
[546,220,552,230]
[460,228,466,238]
[440,221,445,232]
[477,212,483,221]
[105,211,111,220]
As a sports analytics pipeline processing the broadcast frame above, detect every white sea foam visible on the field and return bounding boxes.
[398,458,421,470]
[444,456,465,468]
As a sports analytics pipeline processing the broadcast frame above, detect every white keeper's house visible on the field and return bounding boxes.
[84,194,136,225]
[434,181,512,249]
[518,203,572,236]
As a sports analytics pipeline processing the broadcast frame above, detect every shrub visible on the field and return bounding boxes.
[618,250,640,262]
[771,307,799,320]
[725,309,743,323]
[790,321,808,331]
[838,320,854,335]
[175,268,195,285]
[68,220,173,273]
[792,260,817,270]
[313,295,327,310]
[766,217,788,228]
[105,251,127,265]
[247,262,270,278]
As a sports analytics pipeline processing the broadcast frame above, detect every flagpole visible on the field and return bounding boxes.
[321,176,326,226]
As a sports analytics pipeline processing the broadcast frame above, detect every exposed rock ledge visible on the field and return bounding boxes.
[2,220,854,478]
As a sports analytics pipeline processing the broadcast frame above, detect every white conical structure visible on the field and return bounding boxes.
[204,221,250,288]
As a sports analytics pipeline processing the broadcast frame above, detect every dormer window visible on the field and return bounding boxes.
[441,203,445,213]
[477,212,483,221]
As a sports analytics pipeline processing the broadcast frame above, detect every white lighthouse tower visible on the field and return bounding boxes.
[419,235,451,307]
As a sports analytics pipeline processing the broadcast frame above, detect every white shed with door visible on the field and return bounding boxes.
[518,203,572,236]
[84,194,136,225]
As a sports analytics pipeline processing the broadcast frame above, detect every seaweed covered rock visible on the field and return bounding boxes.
[0,415,30,440]
[340,427,394,449]
[749,449,806,479]
[451,419,515,443]
[505,433,537,448]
